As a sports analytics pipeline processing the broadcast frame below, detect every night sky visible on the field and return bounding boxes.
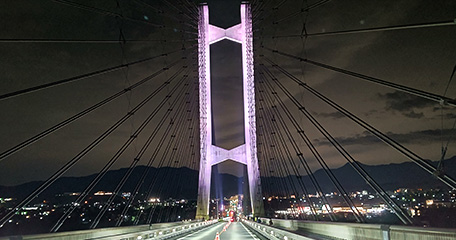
[1,0,456,186]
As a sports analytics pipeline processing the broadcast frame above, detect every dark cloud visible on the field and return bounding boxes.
[379,91,435,111]
[403,110,424,119]
[378,91,436,118]
[441,112,456,119]
[363,110,379,117]
[312,111,344,120]
[315,129,447,147]
[2,0,456,186]
[314,131,380,146]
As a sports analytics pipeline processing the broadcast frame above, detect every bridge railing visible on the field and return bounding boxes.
[258,218,456,240]
[0,220,218,240]
[243,219,314,240]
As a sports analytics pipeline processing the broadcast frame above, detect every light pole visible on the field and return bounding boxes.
[216,199,219,219]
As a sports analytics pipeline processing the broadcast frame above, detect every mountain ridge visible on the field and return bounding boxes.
[1,157,455,200]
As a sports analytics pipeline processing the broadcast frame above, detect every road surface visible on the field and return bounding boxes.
[173,221,263,240]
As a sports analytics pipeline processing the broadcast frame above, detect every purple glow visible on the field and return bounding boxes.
[196,3,263,219]
[240,3,264,217]
[212,145,247,165]
[196,4,212,220]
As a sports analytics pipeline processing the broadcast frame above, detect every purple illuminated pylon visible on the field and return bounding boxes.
[196,3,264,219]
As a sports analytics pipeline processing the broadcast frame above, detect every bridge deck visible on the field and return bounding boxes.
[174,222,261,240]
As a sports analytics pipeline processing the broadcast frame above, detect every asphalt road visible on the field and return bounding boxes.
[174,221,262,240]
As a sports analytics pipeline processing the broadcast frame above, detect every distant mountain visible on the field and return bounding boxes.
[328,156,456,190]
[263,157,456,194]
[1,157,455,200]
[0,167,200,201]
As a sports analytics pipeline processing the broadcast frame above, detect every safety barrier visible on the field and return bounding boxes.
[258,218,456,240]
[1,220,218,240]
[243,219,314,240]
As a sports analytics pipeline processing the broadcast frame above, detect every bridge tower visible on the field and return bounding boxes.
[196,2,264,219]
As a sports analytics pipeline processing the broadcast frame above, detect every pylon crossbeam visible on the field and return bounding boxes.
[211,145,247,166]
[196,3,264,219]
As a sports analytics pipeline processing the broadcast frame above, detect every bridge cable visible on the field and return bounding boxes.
[117,0,140,184]
[268,19,456,39]
[258,105,304,218]
[50,66,190,231]
[255,0,331,26]
[262,47,456,108]
[159,0,197,23]
[115,117,176,226]
[132,76,198,225]
[178,0,199,18]
[0,48,188,101]
[132,0,193,22]
[120,95,187,226]
[0,38,197,43]
[257,88,311,219]
[260,8,328,220]
[114,90,192,226]
[94,63,194,228]
[251,0,263,20]
[297,0,310,171]
[160,102,197,223]
[438,62,456,175]
[132,95,192,224]
[262,62,410,223]
[256,112,275,200]
[258,48,297,210]
[257,108,291,199]
[146,101,197,224]
[52,0,162,27]
[258,71,302,201]
[0,49,193,163]
[52,0,197,35]
[264,56,456,190]
[260,65,365,223]
[0,60,190,228]
[273,0,289,10]
[180,91,200,219]
[174,0,199,21]
[256,75,318,220]
[125,72,197,226]
[260,96,319,221]
[257,110,289,198]
[251,0,271,22]
[163,93,198,223]
[256,77,278,202]
[143,94,196,224]
[259,69,341,221]
[261,58,424,224]
[263,14,350,219]
[160,17,200,224]
[132,0,197,29]
[258,70,326,220]
[262,58,414,223]
[256,118,276,198]
[88,72,194,229]
[114,29,198,228]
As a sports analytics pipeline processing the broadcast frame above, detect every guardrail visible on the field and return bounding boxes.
[242,219,314,240]
[258,218,456,240]
[1,220,218,240]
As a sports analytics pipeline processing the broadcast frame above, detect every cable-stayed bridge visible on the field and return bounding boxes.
[0,0,456,239]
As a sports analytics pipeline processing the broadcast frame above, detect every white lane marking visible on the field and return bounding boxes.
[177,222,223,240]
[240,222,260,240]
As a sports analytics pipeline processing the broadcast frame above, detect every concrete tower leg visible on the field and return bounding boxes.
[196,158,211,219]
[196,3,263,220]
[241,3,264,217]
[196,3,212,220]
